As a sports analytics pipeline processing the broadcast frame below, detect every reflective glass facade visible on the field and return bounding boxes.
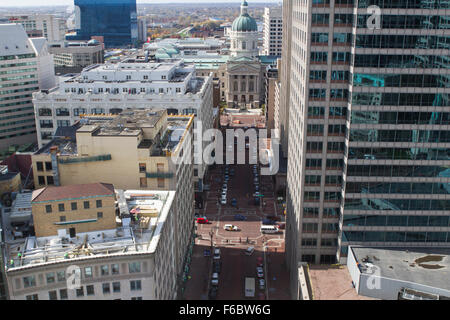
[342,0,450,255]
[68,0,138,48]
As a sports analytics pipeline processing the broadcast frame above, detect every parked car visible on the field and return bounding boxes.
[256,267,264,278]
[213,261,221,273]
[234,214,247,221]
[245,246,255,256]
[213,248,221,260]
[259,279,265,290]
[204,249,211,257]
[255,185,260,192]
[196,217,209,224]
[262,219,277,225]
[224,224,239,231]
[231,198,237,207]
[221,198,227,205]
[209,286,218,299]
[211,272,219,286]
[278,222,286,230]
[222,184,228,192]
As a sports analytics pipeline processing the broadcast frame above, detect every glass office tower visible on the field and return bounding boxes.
[283,0,450,297]
[68,0,138,48]
[341,0,450,258]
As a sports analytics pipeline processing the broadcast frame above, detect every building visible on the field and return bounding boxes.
[0,24,56,155]
[347,246,450,300]
[7,14,67,43]
[31,183,117,238]
[137,18,147,44]
[67,0,138,48]
[264,58,280,132]
[32,59,212,191]
[49,40,104,74]
[3,188,186,300]
[282,0,450,299]
[224,1,265,109]
[0,165,21,201]
[262,6,282,56]
[31,110,195,277]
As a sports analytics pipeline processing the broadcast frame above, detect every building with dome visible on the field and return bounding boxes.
[222,0,265,109]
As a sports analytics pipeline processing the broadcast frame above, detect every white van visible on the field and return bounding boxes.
[260,225,279,234]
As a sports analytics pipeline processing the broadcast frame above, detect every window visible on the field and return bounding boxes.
[101,265,109,276]
[45,205,52,213]
[46,272,55,284]
[76,287,84,297]
[86,285,95,296]
[113,282,121,293]
[71,202,77,211]
[47,176,54,185]
[58,203,65,212]
[131,297,143,300]
[128,262,141,273]
[111,264,120,275]
[97,212,103,219]
[140,177,147,188]
[60,216,66,222]
[102,283,111,294]
[84,201,90,209]
[130,280,142,291]
[49,290,57,300]
[96,200,102,208]
[59,289,68,300]
[36,162,43,171]
[157,178,165,188]
[38,176,45,185]
[139,163,146,173]
[84,267,93,278]
[57,271,65,282]
[26,294,38,300]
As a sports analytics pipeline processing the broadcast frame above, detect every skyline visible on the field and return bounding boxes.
[0,0,280,7]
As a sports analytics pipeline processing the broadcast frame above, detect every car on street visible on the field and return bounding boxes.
[221,198,227,205]
[208,286,218,299]
[259,279,265,290]
[213,261,221,273]
[222,184,228,192]
[256,267,264,278]
[213,248,221,260]
[224,175,229,181]
[196,217,209,224]
[234,214,247,221]
[255,185,260,192]
[262,219,277,225]
[231,198,237,207]
[245,246,255,255]
[278,222,286,230]
[211,272,219,286]
[224,224,239,231]
[204,249,211,257]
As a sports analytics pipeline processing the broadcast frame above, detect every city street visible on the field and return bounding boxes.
[183,145,290,300]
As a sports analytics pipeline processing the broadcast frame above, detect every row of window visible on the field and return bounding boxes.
[344,215,450,227]
[308,106,347,118]
[344,198,450,211]
[348,147,449,161]
[352,93,448,107]
[355,35,450,49]
[44,199,103,213]
[65,87,181,94]
[22,262,142,289]
[311,33,353,44]
[347,165,450,178]
[305,158,344,170]
[346,182,450,195]
[350,111,450,125]
[357,0,450,9]
[353,74,450,88]
[302,223,339,233]
[305,175,343,186]
[354,54,450,69]
[304,192,342,201]
[357,14,450,29]
[350,129,450,143]
[344,231,450,243]
[301,238,338,247]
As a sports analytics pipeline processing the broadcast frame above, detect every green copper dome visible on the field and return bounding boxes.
[232,13,257,32]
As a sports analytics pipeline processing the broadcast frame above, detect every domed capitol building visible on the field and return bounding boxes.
[223,0,265,109]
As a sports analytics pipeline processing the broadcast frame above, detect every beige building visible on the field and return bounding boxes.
[31,183,116,238]
[31,109,195,277]
[4,189,182,300]
[0,166,21,200]
[49,40,104,71]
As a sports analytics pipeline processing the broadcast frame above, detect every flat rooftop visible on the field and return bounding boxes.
[351,246,450,291]
[4,190,175,271]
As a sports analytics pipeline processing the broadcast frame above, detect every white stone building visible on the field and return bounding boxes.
[262,6,282,56]
[7,14,67,44]
[32,59,213,191]
[0,24,55,152]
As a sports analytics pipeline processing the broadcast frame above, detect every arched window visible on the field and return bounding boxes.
[234,81,238,91]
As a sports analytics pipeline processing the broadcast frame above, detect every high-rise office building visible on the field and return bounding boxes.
[0,24,55,154]
[262,7,283,56]
[7,14,67,44]
[283,0,450,299]
[67,0,138,48]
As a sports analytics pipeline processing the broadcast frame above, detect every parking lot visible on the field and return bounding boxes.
[183,144,290,300]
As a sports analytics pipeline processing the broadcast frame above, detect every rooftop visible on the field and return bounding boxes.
[351,246,450,292]
[31,183,115,203]
[4,190,176,271]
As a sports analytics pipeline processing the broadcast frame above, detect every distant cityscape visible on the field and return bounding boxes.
[0,0,449,304]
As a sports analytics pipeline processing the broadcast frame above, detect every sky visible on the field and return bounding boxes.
[0,0,279,7]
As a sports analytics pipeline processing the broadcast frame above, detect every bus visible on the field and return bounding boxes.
[245,277,255,298]
[260,225,279,234]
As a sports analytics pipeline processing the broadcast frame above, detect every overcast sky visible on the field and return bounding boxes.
[0,0,279,7]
